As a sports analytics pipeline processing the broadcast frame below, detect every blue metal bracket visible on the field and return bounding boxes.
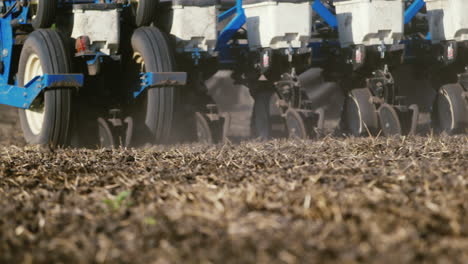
[85,52,105,65]
[18,2,29,25]
[404,0,425,25]
[216,0,246,50]
[312,0,337,29]
[191,48,201,66]
[134,72,187,98]
[0,74,84,109]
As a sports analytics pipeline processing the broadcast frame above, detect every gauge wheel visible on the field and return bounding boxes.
[30,0,57,29]
[128,27,176,146]
[434,84,468,135]
[343,88,379,136]
[18,29,73,147]
[132,0,158,27]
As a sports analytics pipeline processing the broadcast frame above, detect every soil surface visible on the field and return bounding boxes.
[0,106,467,263]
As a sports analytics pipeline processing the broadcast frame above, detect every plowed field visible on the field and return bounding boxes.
[0,106,467,263]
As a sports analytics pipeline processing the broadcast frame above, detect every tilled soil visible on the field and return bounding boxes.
[0,134,467,264]
[0,105,25,147]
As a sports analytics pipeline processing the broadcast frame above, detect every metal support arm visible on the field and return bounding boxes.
[216,0,246,50]
[134,72,187,98]
[0,74,84,109]
[404,0,425,25]
[312,0,337,29]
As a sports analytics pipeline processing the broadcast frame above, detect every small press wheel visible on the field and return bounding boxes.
[285,109,307,139]
[128,27,176,146]
[434,84,468,134]
[29,0,57,29]
[378,104,402,136]
[343,88,378,136]
[18,29,73,147]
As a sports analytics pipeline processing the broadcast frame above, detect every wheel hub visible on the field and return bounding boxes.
[24,53,45,135]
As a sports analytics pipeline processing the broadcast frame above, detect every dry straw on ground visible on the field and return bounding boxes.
[0,135,467,263]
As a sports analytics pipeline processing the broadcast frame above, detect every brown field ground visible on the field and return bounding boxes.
[0,105,467,263]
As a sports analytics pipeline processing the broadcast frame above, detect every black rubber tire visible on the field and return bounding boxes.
[18,29,73,147]
[30,0,57,29]
[130,27,176,145]
[134,0,158,27]
[343,88,379,136]
[434,84,468,135]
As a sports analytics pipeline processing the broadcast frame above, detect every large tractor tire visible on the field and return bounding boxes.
[128,27,176,145]
[30,0,57,29]
[18,29,73,147]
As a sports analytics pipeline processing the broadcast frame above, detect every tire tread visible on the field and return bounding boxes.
[131,27,176,144]
[18,29,72,147]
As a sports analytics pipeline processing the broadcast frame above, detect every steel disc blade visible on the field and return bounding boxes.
[195,112,213,144]
[97,118,115,148]
[286,109,307,139]
[378,104,402,136]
